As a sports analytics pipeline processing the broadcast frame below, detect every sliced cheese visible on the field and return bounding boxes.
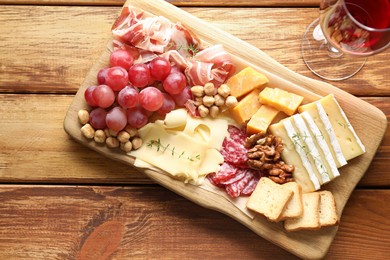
[291,114,330,184]
[298,102,347,168]
[246,105,279,134]
[301,111,340,179]
[319,94,366,160]
[131,123,208,182]
[182,115,228,150]
[164,108,188,129]
[269,122,319,193]
[283,120,321,191]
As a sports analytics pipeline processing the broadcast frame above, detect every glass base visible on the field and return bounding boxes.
[301,18,367,81]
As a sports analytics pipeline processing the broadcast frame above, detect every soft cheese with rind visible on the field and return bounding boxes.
[319,94,366,161]
[283,120,321,191]
[269,122,318,192]
[292,114,331,184]
[301,111,340,179]
[298,102,347,168]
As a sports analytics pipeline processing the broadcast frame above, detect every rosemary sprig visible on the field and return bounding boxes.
[146,138,201,162]
[167,42,199,57]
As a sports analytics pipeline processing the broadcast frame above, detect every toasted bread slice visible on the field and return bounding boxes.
[319,191,339,227]
[280,182,303,219]
[246,177,293,222]
[284,192,320,231]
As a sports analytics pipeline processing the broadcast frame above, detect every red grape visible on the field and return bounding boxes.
[105,66,129,91]
[89,108,107,129]
[106,107,127,132]
[139,87,164,112]
[110,49,134,70]
[149,57,171,81]
[163,72,186,95]
[170,66,182,74]
[97,68,108,85]
[171,86,193,107]
[92,85,115,108]
[128,64,151,88]
[118,86,139,109]
[157,93,176,115]
[127,107,148,128]
[84,86,97,107]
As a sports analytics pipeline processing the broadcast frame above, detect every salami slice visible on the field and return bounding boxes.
[227,125,246,145]
[207,162,236,185]
[220,168,246,185]
[221,139,248,166]
[241,175,260,195]
[225,172,253,198]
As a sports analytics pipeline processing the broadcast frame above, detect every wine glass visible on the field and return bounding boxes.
[301,0,390,81]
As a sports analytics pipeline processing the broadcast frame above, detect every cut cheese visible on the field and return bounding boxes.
[182,115,228,150]
[298,102,347,168]
[131,122,208,182]
[283,120,321,191]
[164,108,188,129]
[291,114,331,185]
[319,94,366,160]
[226,67,269,99]
[269,122,319,193]
[301,111,340,179]
[258,87,304,116]
[246,105,279,134]
[230,88,262,125]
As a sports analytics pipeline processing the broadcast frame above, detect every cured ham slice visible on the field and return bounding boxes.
[185,44,235,87]
[112,7,200,57]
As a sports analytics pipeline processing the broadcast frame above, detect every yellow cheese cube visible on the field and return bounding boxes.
[230,88,262,125]
[247,105,279,134]
[226,67,269,99]
[259,87,304,116]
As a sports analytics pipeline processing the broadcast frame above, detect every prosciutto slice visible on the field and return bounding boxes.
[185,44,235,87]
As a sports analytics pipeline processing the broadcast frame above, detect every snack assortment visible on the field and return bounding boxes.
[77,6,366,232]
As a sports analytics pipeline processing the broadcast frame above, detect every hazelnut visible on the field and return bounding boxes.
[209,106,219,118]
[225,95,238,108]
[81,124,95,139]
[131,137,143,150]
[78,110,90,125]
[94,129,106,143]
[117,131,130,143]
[106,137,119,148]
[190,85,204,97]
[194,97,203,106]
[109,129,118,137]
[217,84,231,98]
[204,82,216,96]
[120,141,133,153]
[202,95,215,107]
[214,94,225,107]
[198,105,209,118]
[104,128,111,138]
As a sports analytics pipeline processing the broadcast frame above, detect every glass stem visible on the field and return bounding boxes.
[326,42,344,58]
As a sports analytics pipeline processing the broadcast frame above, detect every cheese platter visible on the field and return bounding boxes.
[63,0,387,258]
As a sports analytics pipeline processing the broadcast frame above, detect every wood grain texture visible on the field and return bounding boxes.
[0,185,388,259]
[0,6,389,96]
[0,94,389,186]
[0,0,320,7]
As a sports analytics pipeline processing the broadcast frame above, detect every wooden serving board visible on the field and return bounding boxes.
[63,0,387,258]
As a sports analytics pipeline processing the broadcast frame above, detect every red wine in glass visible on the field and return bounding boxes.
[321,0,390,56]
[301,0,390,81]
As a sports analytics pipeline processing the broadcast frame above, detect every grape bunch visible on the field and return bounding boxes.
[84,49,193,133]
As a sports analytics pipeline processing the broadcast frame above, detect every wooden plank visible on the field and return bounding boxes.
[0,185,388,259]
[0,6,389,96]
[0,94,389,186]
[0,0,320,7]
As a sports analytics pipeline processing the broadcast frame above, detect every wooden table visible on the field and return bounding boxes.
[0,0,389,259]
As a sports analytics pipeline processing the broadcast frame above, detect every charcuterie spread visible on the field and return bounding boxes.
[75,5,366,233]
